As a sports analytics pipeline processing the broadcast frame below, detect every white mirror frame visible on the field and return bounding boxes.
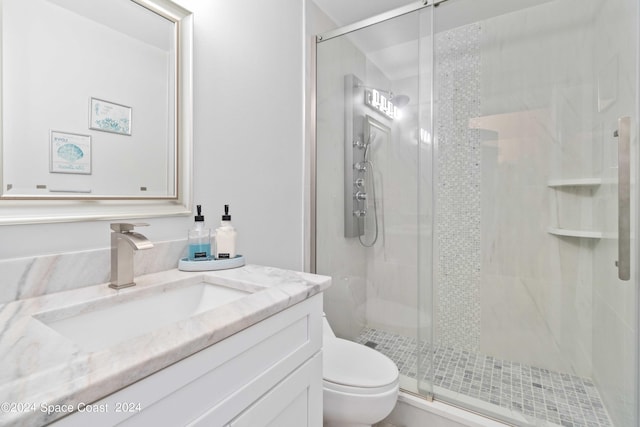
[0,0,193,224]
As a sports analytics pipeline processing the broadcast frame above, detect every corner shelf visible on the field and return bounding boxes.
[547,177,603,239]
[546,227,603,239]
[547,178,602,188]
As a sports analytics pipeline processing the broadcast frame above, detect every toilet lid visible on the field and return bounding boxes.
[323,338,399,388]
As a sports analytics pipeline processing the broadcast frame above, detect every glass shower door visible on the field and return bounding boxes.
[315,0,638,424]
[315,5,434,398]
[416,4,434,400]
[427,0,639,425]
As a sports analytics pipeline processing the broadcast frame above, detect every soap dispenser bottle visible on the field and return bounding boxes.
[215,204,237,259]
[188,205,212,260]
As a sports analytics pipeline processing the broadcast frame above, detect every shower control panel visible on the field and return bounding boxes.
[344,74,367,238]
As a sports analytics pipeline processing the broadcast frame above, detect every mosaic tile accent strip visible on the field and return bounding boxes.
[435,22,482,351]
[356,328,613,427]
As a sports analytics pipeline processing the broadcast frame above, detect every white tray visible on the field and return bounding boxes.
[178,255,245,271]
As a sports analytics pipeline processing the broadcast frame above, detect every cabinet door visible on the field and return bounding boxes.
[229,352,322,427]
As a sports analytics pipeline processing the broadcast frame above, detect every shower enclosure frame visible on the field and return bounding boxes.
[309,0,443,280]
[311,0,640,425]
[310,0,441,403]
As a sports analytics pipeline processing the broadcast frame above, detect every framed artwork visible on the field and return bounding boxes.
[50,131,92,174]
[89,97,132,135]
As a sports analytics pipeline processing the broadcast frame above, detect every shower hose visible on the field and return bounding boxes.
[359,147,379,247]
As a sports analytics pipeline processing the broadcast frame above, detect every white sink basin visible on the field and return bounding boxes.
[35,281,251,352]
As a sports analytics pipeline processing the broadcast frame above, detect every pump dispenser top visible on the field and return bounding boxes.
[195,205,204,222]
[222,204,231,221]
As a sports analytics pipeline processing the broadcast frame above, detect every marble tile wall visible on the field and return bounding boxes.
[315,34,370,339]
[591,1,638,426]
[364,74,421,337]
[476,3,639,426]
[476,0,599,379]
[0,239,187,305]
[316,16,423,340]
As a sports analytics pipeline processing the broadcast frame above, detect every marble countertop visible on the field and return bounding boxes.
[0,265,331,426]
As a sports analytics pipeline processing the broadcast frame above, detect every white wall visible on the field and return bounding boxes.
[0,0,305,272]
[175,0,305,271]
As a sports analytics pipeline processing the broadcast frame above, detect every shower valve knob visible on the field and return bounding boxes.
[354,162,367,171]
[353,139,366,149]
[353,210,367,217]
[355,191,367,201]
[354,178,365,188]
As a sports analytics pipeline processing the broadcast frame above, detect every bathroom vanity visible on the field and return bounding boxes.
[0,265,329,427]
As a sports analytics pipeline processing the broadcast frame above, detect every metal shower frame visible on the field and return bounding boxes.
[310,0,447,273]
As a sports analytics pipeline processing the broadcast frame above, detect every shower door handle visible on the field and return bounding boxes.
[615,116,631,281]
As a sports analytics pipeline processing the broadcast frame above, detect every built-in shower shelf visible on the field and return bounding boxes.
[547,178,603,188]
[547,227,603,239]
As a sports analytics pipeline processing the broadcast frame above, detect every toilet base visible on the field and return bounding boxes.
[323,381,398,427]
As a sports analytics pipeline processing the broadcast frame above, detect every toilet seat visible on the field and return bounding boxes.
[323,337,399,391]
[323,377,398,395]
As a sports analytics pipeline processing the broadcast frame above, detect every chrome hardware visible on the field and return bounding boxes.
[353,139,367,149]
[318,0,448,43]
[344,74,363,238]
[355,191,367,201]
[110,222,150,233]
[344,74,370,239]
[109,223,154,290]
[614,117,631,281]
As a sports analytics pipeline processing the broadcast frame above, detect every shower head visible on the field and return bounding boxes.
[391,94,410,108]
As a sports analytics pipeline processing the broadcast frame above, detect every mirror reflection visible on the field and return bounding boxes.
[1,0,177,199]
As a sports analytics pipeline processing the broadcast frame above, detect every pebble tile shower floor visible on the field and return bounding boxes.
[356,328,612,427]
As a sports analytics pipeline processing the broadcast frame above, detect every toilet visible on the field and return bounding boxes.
[322,314,399,427]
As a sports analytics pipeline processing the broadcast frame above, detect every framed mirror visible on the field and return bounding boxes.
[0,0,192,224]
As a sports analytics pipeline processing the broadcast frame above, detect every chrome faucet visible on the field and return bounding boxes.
[109,223,154,290]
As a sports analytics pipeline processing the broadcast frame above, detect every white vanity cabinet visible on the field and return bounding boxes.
[226,353,321,427]
[51,294,323,427]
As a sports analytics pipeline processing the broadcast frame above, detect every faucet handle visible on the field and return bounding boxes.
[110,223,150,233]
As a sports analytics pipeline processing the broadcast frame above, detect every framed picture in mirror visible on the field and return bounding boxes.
[89,97,132,136]
[49,130,92,175]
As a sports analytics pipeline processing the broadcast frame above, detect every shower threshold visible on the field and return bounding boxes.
[356,328,612,427]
